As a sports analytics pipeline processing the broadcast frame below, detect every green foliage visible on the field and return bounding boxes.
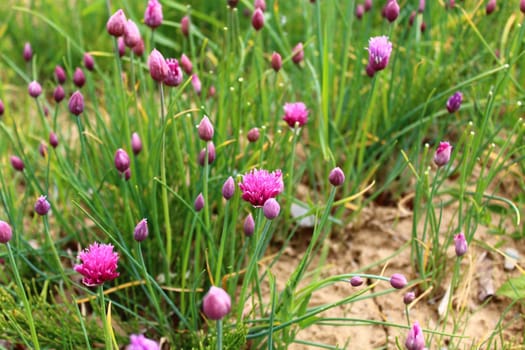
[497,275,525,301]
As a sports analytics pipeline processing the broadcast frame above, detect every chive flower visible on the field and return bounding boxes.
[194,193,205,212]
[84,53,95,71]
[263,198,280,220]
[54,86,65,103]
[366,36,393,76]
[239,169,284,207]
[73,68,86,88]
[252,8,265,31]
[180,54,193,75]
[126,334,159,350]
[107,9,127,37]
[191,74,202,95]
[202,286,231,320]
[148,49,169,82]
[222,176,235,200]
[247,127,260,142]
[403,291,416,305]
[244,213,255,236]
[254,0,266,11]
[55,65,66,84]
[114,148,131,173]
[271,52,282,72]
[390,273,408,289]
[433,141,452,167]
[10,156,24,172]
[144,0,163,29]
[405,322,425,350]
[329,167,345,187]
[292,42,304,64]
[28,81,42,98]
[181,16,190,37]
[0,220,13,244]
[124,20,141,48]
[49,132,59,148]
[446,91,463,113]
[74,242,120,286]
[68,91,84,116]
[283,102,308,128]
[23,42,32,62]
[164,58,183,87]
[131,132,143,155]
[454,232,468,257]
[34,195,51,216]
[133,219,149,242]
[350,276,363,287]
[384,0,400,22]
[198,142,216,166]
[198,116,214,141]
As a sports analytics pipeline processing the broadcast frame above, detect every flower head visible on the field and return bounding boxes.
[252,8,265,31]
[124,20,141,48]
[34,195,51,216]
[405,322,425,350]
[23,42,32,62]
[134,219,149,242]
[73,68,86,88]
[247,127,260,142]
[28,81,42,98]
[180,54,193,75]
[131,132,143,155]
[446,92,463,113]
[55,66,66,84]
[486,0,496,15]
[434,141,452,167]
[198,142,216,166]
[133,39,145,56]
[222,176,235,200]
[283,102,308,128]
[84,53,95,71]
[239,169,284,207]
[0,99,4,116]
[0,220,13,244]
[181,16,190,37]
[263,198,280,220]
[403,291,416,305]
[244,213,255,236]
[191,74,202,95]
[198,116,214,141]
[107,9,127,37]
[384,0,400,22]
[454,232,468,257]
[148,49,169,82]
[254,0,266,11]
[329,167,345,187]
[126,334,159,350]
[390,273,408,289]
[68,91,84,116]
[144,0,163,29]
[202,286,231,320]
[115,148,131,173]
[292,42,304,64]
[356,4,365,19]
[521,0,525,13]
[54,86,65,103]
[74,242,119,286]
[50,132,59,148]
[10,156,25,172]
[350,276,363,287]
[194,193,205,212]
[271,52,282,72]
[367,36,392,73]
[164,58,183,87]
[364,0,372,11]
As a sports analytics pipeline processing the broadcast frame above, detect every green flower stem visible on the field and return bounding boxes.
[216,319,223,350]
[202,144,211,231]
[6,242,40,350]
[74,116,95,185]
[43,216,69,287]
[98,286,112,350]
[284,128,300,222]
[214,200,230,284]
[180,215,198,315]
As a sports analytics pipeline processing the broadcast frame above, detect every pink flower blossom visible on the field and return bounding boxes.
[74,242,119,286]
[202,286,231,320]
[144,0,163,29]
[126,334,159,350]
[367,36,392,73]
[239,169,284,207]
[283,102,308,128]
[164,58,183,87]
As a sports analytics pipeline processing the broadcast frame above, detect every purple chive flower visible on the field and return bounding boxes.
[239,169,284,207]
[283,102,308,128]
[124,20,141,48]
[198,116,214,141]
[390,273,408,289]
[403,291,416,305]
[144,0,163,29]
[131,132,142,155]
[329,167,345,187]
[39,142,48,158]
[191,74,202,95]
[0,99,4,116]
[107,9,127,37]
[252,8,265,31]
[271,52,282,72]
[74,242,120,286]
[384,0,400,22]
[0,220,13,244]
[180,54,193,75]
[420,21,427,33]
[486,0,496,15]
[292,42,304,64]
[148,49,169,82]
[10,156,24,172]
[409,11,416,26]
[454,232,468,257]
[244,213,255,236]
[73,68,86,88]
[126,334,159,350]
[133,219,149,242]
[28,81,42,98]
[34,195,51,216]
[521,0,525,13]
[50,132,59,148]
[448,0,456,8]
[118,37,126,57]
[181,16,190,37]
[222,176,235,200]
[124,168,131,181]
[356,4,365,19]
[367,36,393,74]
[418,0,425,13]
[164,58,183,87]
[247,127,260,143]
[263,198,280,220]
[68,91,84,116]
[364,0,372,11]
[133,39,145,56]
[54,86,65,103]
[115,148,130,173]
[194,193,205,212]
[23,42,32,62]
[446,91,463,113]
[84,53,95,71]
[198,142,216,166]
[350,276,363,287]
[433,141,452,167]
[228,0,239,8]
[202,286,231,320]
[405,322,425,350]
[55,65,66,84]
[254,0,266,11]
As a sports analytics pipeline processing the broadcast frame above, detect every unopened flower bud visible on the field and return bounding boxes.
[454,232,468,257]
[446,91,463,113]
[54,85,65,103]
[132,39,145,56]
[364,0,372,11]
[247,127,260,142]
[133,219,149,241]
[0,99,4,116]
[107,9,127,37]
[55,65,66,84]
[254,0,266,11]
[292,42,304,64]
[192,74,202,95]
[114,148,130,173]
[198,116,214,141]
[405,322,425,350]
[73,68,86,88]
[252,8,265,31]
[10,156,24,172]
[403,291,416,305]
[148,49,169,82]
[28,81,42,98]
[384,0,400,22]
[0,220,13,244]
[180,54,193,75]
[84,53,95,71]
[244,213,255,236]
[271,52,282,72]
[202,286,231,320]
[486,0,496,15]
[198,142,216,166]
[144,0,163,29]
[356,4,365,19]
[34,195,51,216]
[194,193,205,212]
[181,16,190,37]
[131,132,142,155]
[433,141,452,167]
[50,132,59,148]
[329,167,345,187]
[23,42,33,62]
[263,198,280,220]
[68,91,84,116]
[39,142,47,158]
[350,276,363,287]
[124,168,131,181]
[222,176,235,200]
[390,273,408,289]
[124,20,141,48]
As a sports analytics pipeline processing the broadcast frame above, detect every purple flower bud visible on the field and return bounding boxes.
[222,176,235,200]
[132,39,145,57]
[247,127,260,143]
[148,49,169,82]
[486,0,496,15]
[292,43,304,64]
[454,232,468,257]
[180,54,193,75]
[367,36,392,72]
[228,0,239,8]
[107,9,127,37]
[118,37,126,57]
[0,220,13,244]
[28,81,42,98]
[384,0,400,22]
[448,0,456,8]
[127,334,159,350]
[244,213,255,236]
[254,0,266,11]
[271,52,282,72]
[55,65,66,84]
[82,53,94,71]
[202,286,231,320]
[50,132,59,148]
[10,156,24,172]
[420,21,426,33]
[263,198,280,220]
[252,8,265,31]
[54,85,65,103]
[364,0,372,11]
[198,142,216,166]
[131,132,142,155]
[356,4,365,19]
[133,219,149,242]
[418,0,425,13]
[521,0,525,13]
[198,116,214,141]
[34,195,51,216]
[124,168,131,181]
[68,91,84,116]
[0,99,4,116]
[390,273,408,289]
[181,16,190,37]
[208,85,216,99]
[194,193,205,212]
[114,148,130,173]
[409,11,416,26]
[124,20,141,48]
[164,58,183,87]
[446,91,463,113]
[191,74,202,95]
[23,42,32,62]
[39,142,48,158]
[403,291,416,305]
[73,68,86,88]
[405,322,425,350]
[434,141,452,167]
[329,167,345,187]
[144,0,163,29]
[350,276,363,287]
